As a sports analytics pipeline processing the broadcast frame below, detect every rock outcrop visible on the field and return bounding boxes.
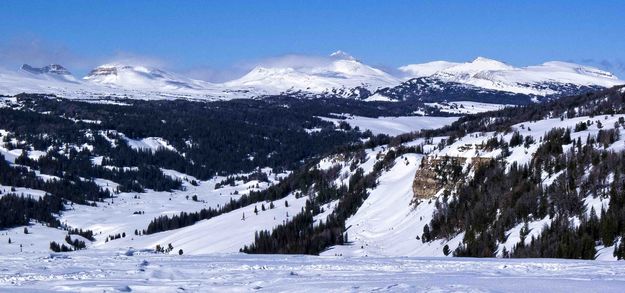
[412,155,493,201]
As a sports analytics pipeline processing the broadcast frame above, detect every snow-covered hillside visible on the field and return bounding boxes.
[321,153,464,257]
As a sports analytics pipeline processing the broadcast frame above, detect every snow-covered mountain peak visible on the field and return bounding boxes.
[472,56,508,65]
[325,58,388,77]
[330,50,357,61]
[399,57,623,96]
[85,64,166,79]
[21,64,72,76]
[20,64,77,82]
[446,57,515,73]
[226,53,400,95]
[398,57,515,79]
[1,55,622,101]
[398,61,460,78]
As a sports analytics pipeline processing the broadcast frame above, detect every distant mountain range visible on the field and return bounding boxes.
[1,51,622,103]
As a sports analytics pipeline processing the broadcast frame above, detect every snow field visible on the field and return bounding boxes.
[1,251,625,292]
[319,115,459,136]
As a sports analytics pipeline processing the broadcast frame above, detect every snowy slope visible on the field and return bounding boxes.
[99,193,307,254]
[55,167,293,255]
[400,57,623,96]
[322,154,463,257]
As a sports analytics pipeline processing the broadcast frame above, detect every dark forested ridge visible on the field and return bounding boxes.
[424,85,625,138]
[7,95,372,179]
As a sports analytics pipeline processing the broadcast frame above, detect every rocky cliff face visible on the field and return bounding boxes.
[412,155,492,202]
[86,66,118,77]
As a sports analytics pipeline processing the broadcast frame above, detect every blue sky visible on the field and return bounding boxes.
[1,0,624,80]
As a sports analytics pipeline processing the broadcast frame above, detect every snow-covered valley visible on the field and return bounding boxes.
[2,84,625,291]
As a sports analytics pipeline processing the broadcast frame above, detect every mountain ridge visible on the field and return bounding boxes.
[1,54,622,101]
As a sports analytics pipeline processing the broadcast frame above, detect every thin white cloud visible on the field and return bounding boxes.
[182,66,247,83]
[249,54,335,69]
[102,51,169,68]
[184,51,362,82]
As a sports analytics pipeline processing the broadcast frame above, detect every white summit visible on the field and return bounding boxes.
[225,51,400,95]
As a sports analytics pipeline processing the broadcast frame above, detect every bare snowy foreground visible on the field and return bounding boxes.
[1,251,624,292]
